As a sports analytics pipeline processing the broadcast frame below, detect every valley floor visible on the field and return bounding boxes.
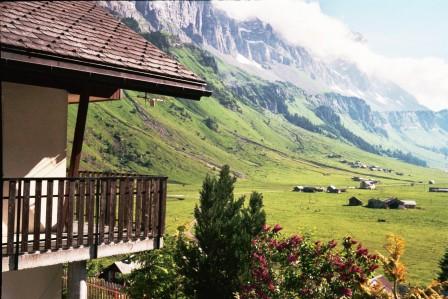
[166,181,448,286]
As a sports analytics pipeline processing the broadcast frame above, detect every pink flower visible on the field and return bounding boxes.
[275,241,288,251]
[272,224,282,233]
[287,254,298,263]
[262,224,271,232]
[289,235,303,246]
[341,288,352,297]
[328,239,337,248]
[356,245,368,257]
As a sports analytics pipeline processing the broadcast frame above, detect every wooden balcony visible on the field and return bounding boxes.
[2,174,167,272]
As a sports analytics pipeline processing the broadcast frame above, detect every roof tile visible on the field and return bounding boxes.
[1,1,206,85]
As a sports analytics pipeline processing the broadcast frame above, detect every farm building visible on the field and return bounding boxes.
[368,198,417,209]
[400,200,417,209]
[348,197,363,206]
[429,187,448,192]
[327,186,342,193]
[367,198,387,209]
[428,180,435,184]
[99,259,140,284]
[292,186,304,192]
[360,180,376,190]
[303,186,317,193]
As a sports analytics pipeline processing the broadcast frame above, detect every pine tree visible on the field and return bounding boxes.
[438,247,448,282]
[176,165,266,299]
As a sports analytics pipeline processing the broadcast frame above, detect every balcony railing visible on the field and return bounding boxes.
[2,174,167,270]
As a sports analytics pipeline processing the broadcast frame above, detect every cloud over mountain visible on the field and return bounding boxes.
[214,0,448,111]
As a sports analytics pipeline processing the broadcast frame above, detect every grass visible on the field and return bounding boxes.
[166,182,448,286]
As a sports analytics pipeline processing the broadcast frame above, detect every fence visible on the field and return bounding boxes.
[63,275,130,299]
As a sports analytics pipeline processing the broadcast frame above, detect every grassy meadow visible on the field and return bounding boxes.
[166,180,448,286]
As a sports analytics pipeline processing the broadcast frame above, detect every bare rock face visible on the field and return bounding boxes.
[98,0,426,112]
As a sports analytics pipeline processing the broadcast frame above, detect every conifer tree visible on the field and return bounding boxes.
[176,165,266,299]
[439,247,448,282]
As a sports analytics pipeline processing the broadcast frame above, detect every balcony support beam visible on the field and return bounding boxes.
[69,93,90,177]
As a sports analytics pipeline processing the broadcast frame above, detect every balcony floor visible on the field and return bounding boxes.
[2,222,158,272]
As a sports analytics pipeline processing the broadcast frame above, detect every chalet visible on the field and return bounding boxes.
[367,198,387,209]
[303,186,317,193]
[99,258,140,284]
[327,186,341,193]
[292,186,304,192]
[360,180,376,190]
[1,2,210,299]
[429,187,448,192]
[347,196,363,206]
[368,198,417,209]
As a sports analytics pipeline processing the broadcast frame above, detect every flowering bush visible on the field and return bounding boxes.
[240,225,380,299]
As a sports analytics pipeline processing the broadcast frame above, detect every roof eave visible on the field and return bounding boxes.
[1,49,212,100]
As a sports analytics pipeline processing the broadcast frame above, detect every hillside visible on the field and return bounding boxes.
[70,43,446,186]
[98,0,448,170]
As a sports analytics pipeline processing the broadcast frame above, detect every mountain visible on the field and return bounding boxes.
[99,0,426,112]
[95,0,448,170]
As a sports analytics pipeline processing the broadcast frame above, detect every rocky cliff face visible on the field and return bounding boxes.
[98,0,426,112]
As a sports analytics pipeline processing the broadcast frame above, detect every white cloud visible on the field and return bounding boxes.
[213,0,448,111]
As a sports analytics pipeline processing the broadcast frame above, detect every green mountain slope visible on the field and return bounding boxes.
[69,44,446,187]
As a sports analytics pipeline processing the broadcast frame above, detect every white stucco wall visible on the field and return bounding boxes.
[2,264,63,299]
[1,82,67,299]
[2,82,67,235]
[1,82,67,178]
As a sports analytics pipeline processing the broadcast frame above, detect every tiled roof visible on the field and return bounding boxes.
[0,1,210,98]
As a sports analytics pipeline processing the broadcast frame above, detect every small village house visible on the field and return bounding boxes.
[347,196,363,206]
[292,186,304,192]
[303,186,317,193]
[429,187,448,192]
[360,180,376,190]
[327,185,342,193]
[367,198,417,209]
[399,200,417,209]
[99,259,140,285]
[1,2,210,298]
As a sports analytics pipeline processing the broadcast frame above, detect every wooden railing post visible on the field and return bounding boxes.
[156,178,167,248]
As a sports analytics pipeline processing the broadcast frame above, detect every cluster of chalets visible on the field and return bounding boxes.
[292,185,347,193]
[347,197,417,209]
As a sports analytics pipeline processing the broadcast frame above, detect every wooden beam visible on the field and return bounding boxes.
[67,89,122,104]
[69,93,90,177]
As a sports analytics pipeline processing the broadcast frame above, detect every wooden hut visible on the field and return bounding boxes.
[292,186,304,192]
[360,180,376,190]
[348,197,363,206]
[327,186,341,193]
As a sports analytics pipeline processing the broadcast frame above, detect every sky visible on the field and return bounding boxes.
[319,0,448,59]
[214,0,448,111]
